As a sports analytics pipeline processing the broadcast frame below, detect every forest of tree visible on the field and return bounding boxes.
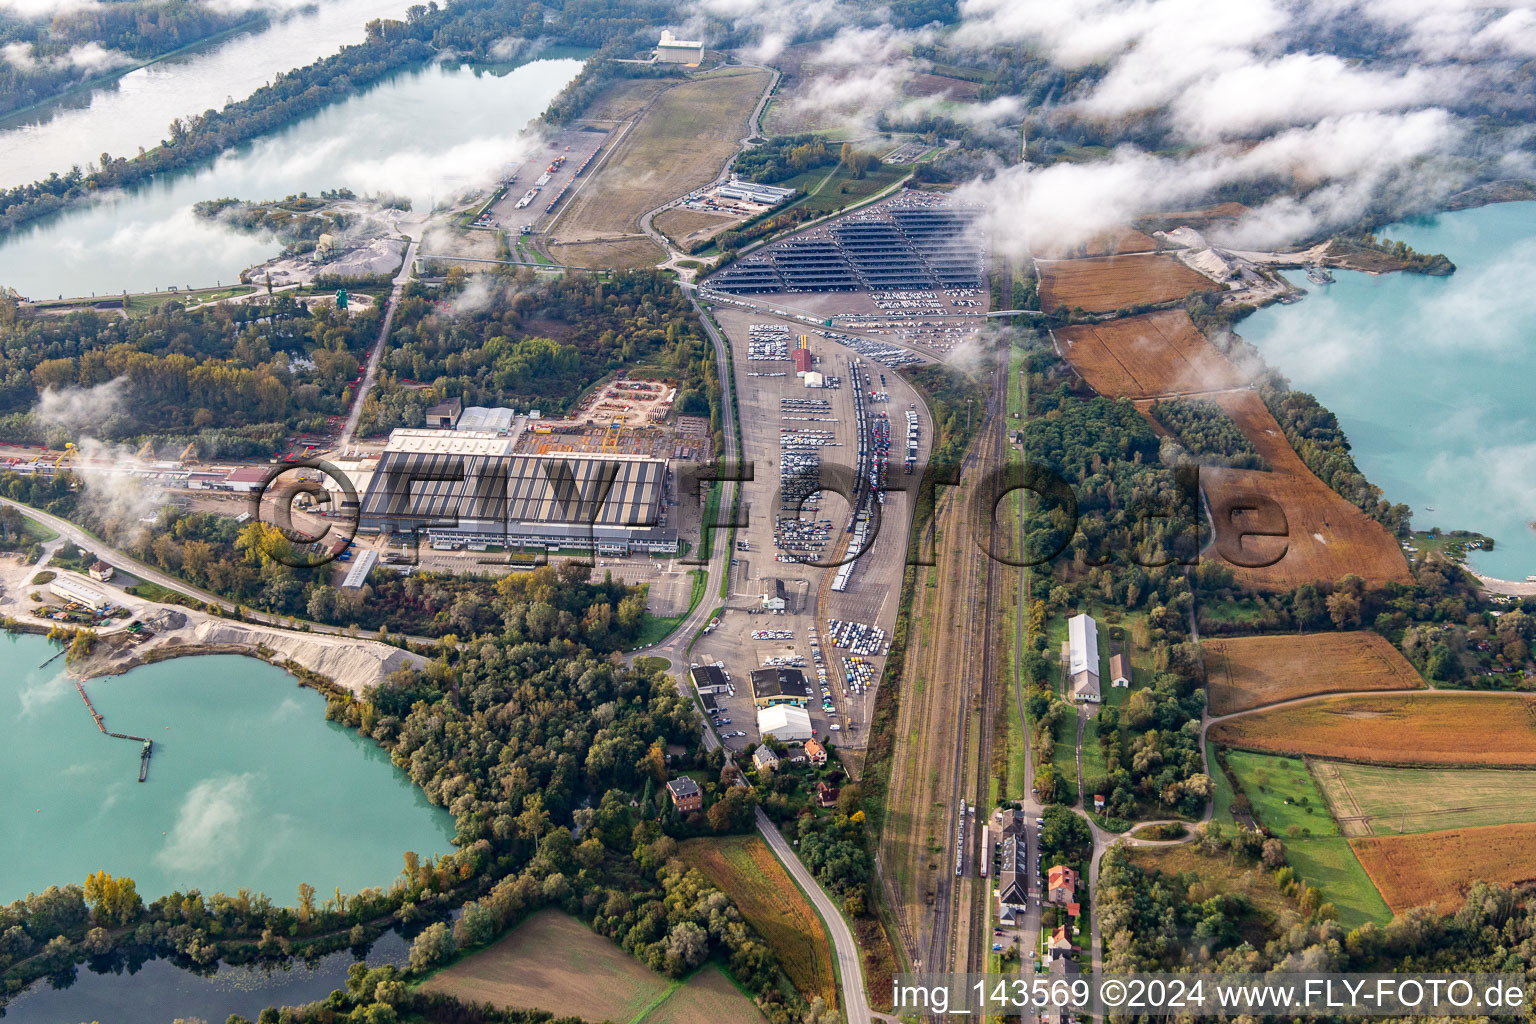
[1261,384,1413,538]
[1147,397,1268,470]
[0,564,815,1021]
[0,290,374,452]
[733,136,837,184]
[1103,822,1536,983]
[359,268,722,446]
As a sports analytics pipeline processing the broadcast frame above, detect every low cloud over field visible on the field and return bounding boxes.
[758,0,1532,254]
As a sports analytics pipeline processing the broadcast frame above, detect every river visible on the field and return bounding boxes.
[1,633,454,905]
[1237,202,1536,581]
[0,0,419,189]
[0,55,582,298]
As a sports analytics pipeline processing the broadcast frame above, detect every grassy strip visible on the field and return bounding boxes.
[20,515,58,542]
[630,568,706,649]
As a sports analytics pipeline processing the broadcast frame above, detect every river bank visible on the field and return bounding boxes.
[0,56,581,296]
[0,0,418,188]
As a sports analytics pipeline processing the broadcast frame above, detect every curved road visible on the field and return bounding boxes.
[757,808,873,1024]
[0,496,440,645]
[639,63,779,277]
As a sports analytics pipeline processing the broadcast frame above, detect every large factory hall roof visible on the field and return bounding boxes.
[361,446,667,527]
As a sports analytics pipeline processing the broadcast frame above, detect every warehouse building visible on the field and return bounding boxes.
[50,575,113,611]
[357,429,676,555]
[716,179,796,206]
[1068,613,1102,703]
[757,704,813,742]
[751,666,808,708]
[690,664,731,695]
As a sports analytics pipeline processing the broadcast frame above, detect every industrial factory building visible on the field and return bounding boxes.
[655,30,703,64]
[716,179,796,206]
[357,429,677,555]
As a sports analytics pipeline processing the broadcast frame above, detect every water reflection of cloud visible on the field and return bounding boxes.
[18,670,71,717]
[156,772,259,873]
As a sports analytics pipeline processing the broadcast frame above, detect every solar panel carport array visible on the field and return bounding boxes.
[710,198,984,294]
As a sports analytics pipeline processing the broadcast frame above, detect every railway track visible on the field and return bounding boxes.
[926,338,1011,975]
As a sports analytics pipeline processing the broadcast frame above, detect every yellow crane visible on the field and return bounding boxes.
[137,439,155,459]
[180,441,198,464]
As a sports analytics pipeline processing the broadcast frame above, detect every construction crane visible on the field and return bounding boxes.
[137,439,155,459]
[180,441,198,465]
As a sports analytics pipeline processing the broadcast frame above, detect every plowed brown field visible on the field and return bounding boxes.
[1039,227,1160,259]
[1056,309,1248,398]
[1037,254,1215,312]
[1205,632,1424,716]
[1201,391,1411,589]
[1351,822,1536,913]
[1209,693,1536,765]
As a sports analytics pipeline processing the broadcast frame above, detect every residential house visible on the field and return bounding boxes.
[1048,864,1079,906]
[666,776,702,813]
[815,781,840,808]
[803,737,828,766]
[752,745,779,773]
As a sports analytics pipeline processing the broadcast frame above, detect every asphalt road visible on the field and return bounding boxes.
[757,808,873,1024]
[0,496,441,644]
[339,236,417,448]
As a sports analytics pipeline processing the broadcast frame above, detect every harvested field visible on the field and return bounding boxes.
[1351,822,1536,913]
[579,77,672,122]
[1209,692,1536,766]
[1205,632,1423,716]
[639,965,767,1024]
[1201,391,1411,590]
[420,908,668,1021]
[548,236,665,269]
[1037,254,1216,313]
[1055,309,1247,399]
[678,836,837,1006]
[655,207,739,249]
[1313,762,1536,836]
[548,69,769,261]
[1041,227,1159,259]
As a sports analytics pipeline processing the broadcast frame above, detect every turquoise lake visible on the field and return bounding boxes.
[1,633,454,905]
[1237,202,1536,581]
[0,55,581,298]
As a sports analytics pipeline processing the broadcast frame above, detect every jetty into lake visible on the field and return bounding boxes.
[73,679,154,782]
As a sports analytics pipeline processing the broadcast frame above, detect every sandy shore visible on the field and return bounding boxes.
[0,553,421,692]
[1470,571,1536,597]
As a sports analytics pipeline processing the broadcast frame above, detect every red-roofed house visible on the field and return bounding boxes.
[1048,865,1079,906]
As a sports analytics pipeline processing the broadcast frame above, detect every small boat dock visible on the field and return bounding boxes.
[73,679,155,782]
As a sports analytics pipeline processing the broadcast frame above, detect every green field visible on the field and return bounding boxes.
[1208,741,1238,824]
[1225,751,1338,838]
[1223,750,1389,927]
[1285,837,1393,928]
[1313,762,1536,835]
[19,515,58,542]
